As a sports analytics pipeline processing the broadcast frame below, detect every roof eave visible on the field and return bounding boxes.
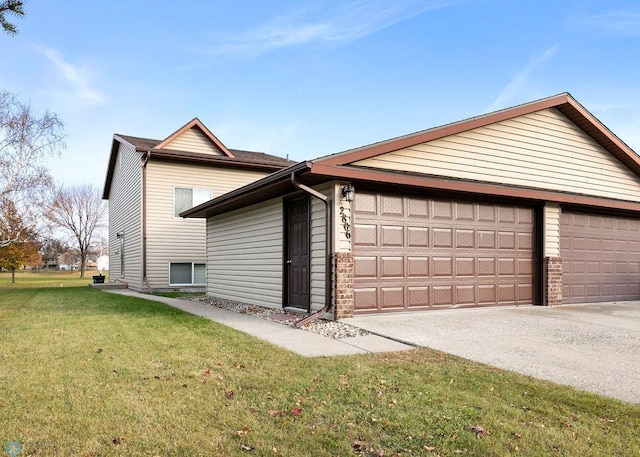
[181,161,312,218]
[102,134,136,200]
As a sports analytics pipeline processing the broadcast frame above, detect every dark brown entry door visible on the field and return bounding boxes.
[285,196,310,311]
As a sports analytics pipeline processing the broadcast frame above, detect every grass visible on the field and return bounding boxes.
[0,275,638,456]
[152,290,205,298]
[0,270,106,288]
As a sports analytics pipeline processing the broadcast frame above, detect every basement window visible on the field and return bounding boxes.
[169,263,205,286]
[174,188,212,217]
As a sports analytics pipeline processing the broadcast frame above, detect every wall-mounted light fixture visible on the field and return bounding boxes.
[116,231,125,239]
[341,183,354,202]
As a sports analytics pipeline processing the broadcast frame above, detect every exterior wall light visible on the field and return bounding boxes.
[341,183,354,202]
[116,231,124,238]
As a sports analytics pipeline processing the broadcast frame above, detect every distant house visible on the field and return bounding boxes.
[182,93,640,319]
[102,118,294,291]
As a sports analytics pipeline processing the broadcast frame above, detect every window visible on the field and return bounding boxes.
[169,263,206,285]
[174,188,212,217]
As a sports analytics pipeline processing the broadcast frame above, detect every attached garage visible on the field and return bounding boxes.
[561,211,640,304]
[183,93,640,321]
[352,191,536,313]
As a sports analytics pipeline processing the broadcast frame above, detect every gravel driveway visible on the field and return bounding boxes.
[347,302,640,404]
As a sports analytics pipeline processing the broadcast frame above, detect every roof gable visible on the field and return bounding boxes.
[351,107,640,202]
[155,118,235,158]
[316,93,640,178]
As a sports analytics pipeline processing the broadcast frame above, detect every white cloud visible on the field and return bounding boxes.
[34,46,106,105]
[198,0,465,57]
[580,9,640,35]
[487,46,558,112]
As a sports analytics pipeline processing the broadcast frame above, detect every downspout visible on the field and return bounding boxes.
[142,151,152,293]
[290,172,333,327]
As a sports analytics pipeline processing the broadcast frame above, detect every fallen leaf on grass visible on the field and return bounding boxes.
[202,369,212,377]
[469,425,486,438]
[241,444,253,451]
[237,427,251,436]
[291,408,302,416]
[226,390,235,399]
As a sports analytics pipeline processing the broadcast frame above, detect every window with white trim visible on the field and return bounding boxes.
[169,263,206,285]
[174,188,212,217]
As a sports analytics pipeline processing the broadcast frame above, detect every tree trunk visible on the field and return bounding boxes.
[79,254,86,278]
[11,267,15,283]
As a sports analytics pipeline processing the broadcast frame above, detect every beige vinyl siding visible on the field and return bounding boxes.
[544,204,561,257]
[145,161,268,289]
[207,198,283,308]
[163,128,224,155]
[107,142,143,289]
[353,108,640,202]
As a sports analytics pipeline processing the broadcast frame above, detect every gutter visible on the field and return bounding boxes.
[142,151,151,293]
[290,172,333,327]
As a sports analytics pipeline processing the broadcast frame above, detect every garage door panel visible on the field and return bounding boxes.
[408,227,429,247]
[354,256,377,279]
[456,258,475,276]
[433,228,453,247]
[381,225,403,246]
[478,285,497,303]
[353,191,534,313]
[354,288,377,310]
[518,232,533,250]
[381,257,403,278]
[354,224,377,246]
[381,195,403,217]
[478,258,496,276]
[381,287,404,309]
[518,284,533,301]
[433,200,453,219]
[456,285,475,304]
[407,257,429,277]
[433,257,453,276]
[433,286,454,306]
[561,211,640,303]
[408,287,429,307]
[478,231,496,249]
[456,229,475,248]
[498,284,516,303]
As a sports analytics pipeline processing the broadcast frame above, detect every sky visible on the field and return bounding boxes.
[1,0,640,189]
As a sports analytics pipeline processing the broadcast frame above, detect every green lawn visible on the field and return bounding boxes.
[0,276,638,456]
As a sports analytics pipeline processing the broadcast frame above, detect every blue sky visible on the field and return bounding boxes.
[1,0,640,188]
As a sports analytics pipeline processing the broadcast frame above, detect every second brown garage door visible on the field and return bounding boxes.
[561,211,640,303]
[353,192,535,314]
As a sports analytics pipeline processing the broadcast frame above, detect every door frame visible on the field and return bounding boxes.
[282,194,311,312]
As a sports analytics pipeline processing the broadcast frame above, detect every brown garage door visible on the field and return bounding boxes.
[353,192,534,313]
[561,211,640,303]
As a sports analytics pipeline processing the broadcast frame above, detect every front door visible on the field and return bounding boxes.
[285,196,310,311]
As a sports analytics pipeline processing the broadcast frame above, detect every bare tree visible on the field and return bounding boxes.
[0,90,65,247]
[0,0,24,35]
[47,184,107,278]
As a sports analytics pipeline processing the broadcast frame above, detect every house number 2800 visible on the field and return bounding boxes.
[339,206,351,239]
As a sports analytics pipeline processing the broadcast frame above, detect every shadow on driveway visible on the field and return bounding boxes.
[347,302,640,404]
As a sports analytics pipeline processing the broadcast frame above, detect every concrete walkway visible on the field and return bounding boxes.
[347,303,640,404]
[103,289,414,357]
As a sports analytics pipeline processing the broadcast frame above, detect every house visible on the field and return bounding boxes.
[182,93,640,320]
[102,118,294,291]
